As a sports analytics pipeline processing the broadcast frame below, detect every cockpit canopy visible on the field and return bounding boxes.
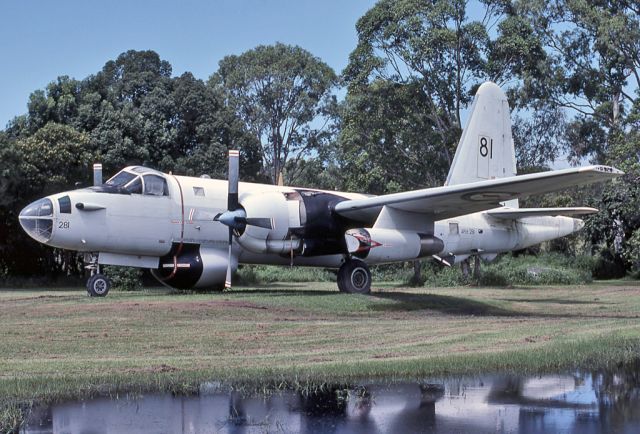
[96,166,169,196]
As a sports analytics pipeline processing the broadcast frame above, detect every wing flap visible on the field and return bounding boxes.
[334,165,622,223]
[487,207,598,220]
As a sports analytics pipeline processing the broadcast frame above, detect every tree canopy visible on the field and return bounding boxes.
[212,43,338,184]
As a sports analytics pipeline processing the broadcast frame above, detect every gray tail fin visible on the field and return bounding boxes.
[445,81,518,207]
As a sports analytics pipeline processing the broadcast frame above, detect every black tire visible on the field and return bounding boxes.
[87,274,111,297]
[337,259,372,294]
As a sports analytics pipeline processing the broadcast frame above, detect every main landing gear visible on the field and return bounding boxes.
[338,258,372,294]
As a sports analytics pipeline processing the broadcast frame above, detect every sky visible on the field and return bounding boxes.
[0,0,376,128]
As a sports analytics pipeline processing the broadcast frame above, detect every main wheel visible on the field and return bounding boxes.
[338,259,372,294]
[87,274,111,297]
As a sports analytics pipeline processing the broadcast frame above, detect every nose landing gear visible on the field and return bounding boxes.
[85,253,111,297]
[87,273,111,297]
[338,258,372,294]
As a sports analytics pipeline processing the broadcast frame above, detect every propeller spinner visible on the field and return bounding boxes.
[214,150,273,288]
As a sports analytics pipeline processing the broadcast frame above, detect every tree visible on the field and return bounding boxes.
[0,50,262,278]
[339,79,444,194]
[514,0,640,274]
[17,123,93,194]
[343,0,500,168]
[0,124,93,276]
[211,43,338,184]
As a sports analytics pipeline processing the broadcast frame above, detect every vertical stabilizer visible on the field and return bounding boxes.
[446,82,517,187]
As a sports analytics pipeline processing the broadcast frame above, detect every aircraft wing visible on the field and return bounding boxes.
[486,207,598,220]
[333,165,622,223]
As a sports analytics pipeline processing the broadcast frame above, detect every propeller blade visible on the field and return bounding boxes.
[244,217,274,230]
[225,228,233,289]
[228,150,240,211]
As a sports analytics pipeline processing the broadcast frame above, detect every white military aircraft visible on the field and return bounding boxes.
[19,82,622,296]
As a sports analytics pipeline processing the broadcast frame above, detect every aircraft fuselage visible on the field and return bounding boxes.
[20,166,582,290]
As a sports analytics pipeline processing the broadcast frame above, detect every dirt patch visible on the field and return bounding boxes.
[372,353,400,359]
[123,364,179,374]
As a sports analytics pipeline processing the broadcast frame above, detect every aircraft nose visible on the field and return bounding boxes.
[19,197,54,243]
[573,218,585,232]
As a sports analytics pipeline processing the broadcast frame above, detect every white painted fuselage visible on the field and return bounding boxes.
[30,170,582,273]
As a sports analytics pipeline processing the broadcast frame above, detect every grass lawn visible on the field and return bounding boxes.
[2,280,640,429]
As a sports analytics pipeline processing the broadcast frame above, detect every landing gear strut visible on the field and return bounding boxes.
[338,258,372,294]
[84,253,111,297]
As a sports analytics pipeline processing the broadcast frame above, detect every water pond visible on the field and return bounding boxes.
[23,363,640,433]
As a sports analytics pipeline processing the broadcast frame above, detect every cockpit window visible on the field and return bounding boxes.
[143,175,168,196]
[106,171,136,187]
[124,176,143,194]
[58,195,72,214]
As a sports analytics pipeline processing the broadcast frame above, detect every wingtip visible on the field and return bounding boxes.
[581,165,624,176]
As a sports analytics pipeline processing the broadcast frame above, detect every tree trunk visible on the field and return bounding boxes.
[461,259,470,279]
[473,255,481,281]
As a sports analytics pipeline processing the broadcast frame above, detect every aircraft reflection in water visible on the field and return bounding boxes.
[24,363,640,434]
[19,82,622,296]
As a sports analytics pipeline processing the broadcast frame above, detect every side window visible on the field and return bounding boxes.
[58,196,72,214]
[193,186,205,197]
[143,175,168,196]
[449,222,459,235]
[125,177,142,194]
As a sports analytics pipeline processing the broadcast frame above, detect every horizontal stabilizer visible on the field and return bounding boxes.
[487,207,598,220]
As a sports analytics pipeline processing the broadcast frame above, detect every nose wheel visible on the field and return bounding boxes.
[338,259,372,294]
[87,273,111,297]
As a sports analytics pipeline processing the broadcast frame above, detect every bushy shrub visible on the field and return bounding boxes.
[236,265,334,284]
[592,248,626,279]
[103,266,144,290]
[623,230,640,275]
[477,253,593,286]
[234,253,597,287]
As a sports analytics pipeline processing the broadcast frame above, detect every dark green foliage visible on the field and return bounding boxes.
[340,0,493,191]
[0,50,261,278]
[412,254,594,287]
[477,254,593,286]
[236,265,334,284]
[212,43,338,185]
[512,1,640,274]
[103,266,144,291]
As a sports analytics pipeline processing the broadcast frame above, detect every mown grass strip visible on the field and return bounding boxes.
[1,281,640,432]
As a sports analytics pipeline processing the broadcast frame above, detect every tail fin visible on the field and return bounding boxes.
[446,82,517,186]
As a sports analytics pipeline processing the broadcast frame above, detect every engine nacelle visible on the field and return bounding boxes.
[236,189,350,256]
[345,228,444,264]
[152,243,233,289]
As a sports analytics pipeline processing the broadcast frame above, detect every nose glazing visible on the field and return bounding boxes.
[573,218,585,232]
[19,198,54,242]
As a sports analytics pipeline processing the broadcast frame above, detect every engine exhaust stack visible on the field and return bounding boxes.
[93,163,103,186]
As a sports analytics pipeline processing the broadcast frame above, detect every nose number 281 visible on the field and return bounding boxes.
[58,221,70,229]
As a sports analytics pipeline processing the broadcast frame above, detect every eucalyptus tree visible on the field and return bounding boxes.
[342,0,497,178]
[211,43,338,185]
[515,0,640,272]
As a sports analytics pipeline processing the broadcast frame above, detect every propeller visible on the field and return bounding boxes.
[214,150,274,289]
